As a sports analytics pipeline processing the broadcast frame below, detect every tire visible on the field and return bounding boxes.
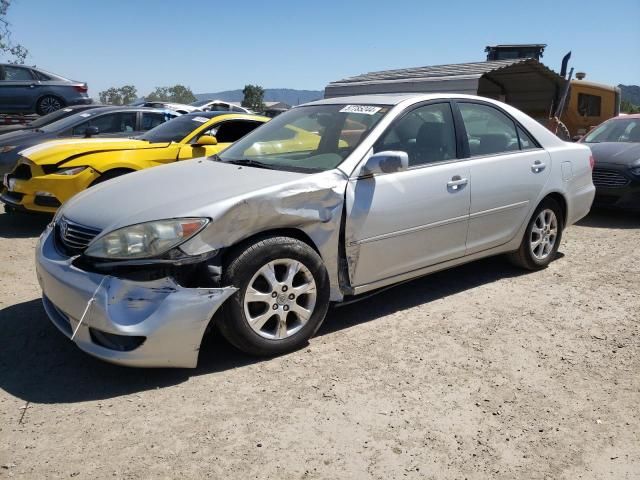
[218,236,330,356]
[89,169,133,187]
[36,96,65,116]
[508,198,564,271]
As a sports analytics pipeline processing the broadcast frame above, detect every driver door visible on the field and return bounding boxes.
[345,102,471,287]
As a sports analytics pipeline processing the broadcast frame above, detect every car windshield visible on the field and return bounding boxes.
[28,108,78,128]
[139,114,209,143]
[39,111,101,132]
[217,104,390,172]
[583,118,640,143]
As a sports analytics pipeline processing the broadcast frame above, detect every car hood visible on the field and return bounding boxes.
[19,138,171,166]
[0,124,25,135]
[60,160,346,242]
[586,142,640,167]
[0,128,45,146]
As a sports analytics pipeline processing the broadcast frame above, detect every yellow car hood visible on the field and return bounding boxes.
[19,138,171,166]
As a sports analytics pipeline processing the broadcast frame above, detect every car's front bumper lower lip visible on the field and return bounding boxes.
[36,225,236,368]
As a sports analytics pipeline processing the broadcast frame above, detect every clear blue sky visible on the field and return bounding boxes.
[5,0,640,98]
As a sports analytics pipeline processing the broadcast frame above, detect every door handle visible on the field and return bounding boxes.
[29,84,37,88]
[531,160,546,173]
[447,175,468,191]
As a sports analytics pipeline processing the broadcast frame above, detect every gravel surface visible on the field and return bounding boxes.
[0,204,638,479]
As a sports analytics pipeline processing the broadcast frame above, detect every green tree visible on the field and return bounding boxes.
[0,0,28,64]
[242,84,265,112]
[98,85,138,105]
[620,99,640,114]
[145,85,195,104]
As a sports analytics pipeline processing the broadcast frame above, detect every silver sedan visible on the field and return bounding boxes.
[35,93,595,367]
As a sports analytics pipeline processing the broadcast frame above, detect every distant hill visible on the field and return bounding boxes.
[194,88,323,106]
[619,84,640,106]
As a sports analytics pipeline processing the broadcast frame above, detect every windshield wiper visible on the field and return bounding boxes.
[222,158,275,170]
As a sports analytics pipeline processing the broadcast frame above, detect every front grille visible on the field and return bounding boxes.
[55,217,101,255]
[592,168,630,188]
[11,163,32,180]
[2,190,24,202]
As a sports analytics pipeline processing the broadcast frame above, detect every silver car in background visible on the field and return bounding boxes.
[0,64,91,115]
[35,93,595,367]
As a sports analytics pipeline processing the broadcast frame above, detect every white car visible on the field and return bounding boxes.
[35,93,595,367]
[190,99,252,113]
[141,102,200,114]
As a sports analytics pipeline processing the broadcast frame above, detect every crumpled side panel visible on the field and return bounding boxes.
[183,171,350,301]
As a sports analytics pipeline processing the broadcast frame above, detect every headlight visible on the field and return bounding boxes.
[630,166,640,177]
[85,218,209,259]
[56,166,87,176]
[0,146,17,153]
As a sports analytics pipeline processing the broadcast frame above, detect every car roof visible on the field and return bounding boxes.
[181,111,257,119]
[611,113,640,119]
[77,106,178,115]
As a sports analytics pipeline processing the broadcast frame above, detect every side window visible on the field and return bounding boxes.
[517,126,538,150]
[72,112,137,135]
[578,93,602,117]
[3,66,34,81]
[142,112,171,130]
[374,103,457,166]
[205,120,262,143]
[33,70,51,81]
[458,103,519,156]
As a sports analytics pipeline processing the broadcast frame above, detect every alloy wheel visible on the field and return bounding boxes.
[530,208,558,261]
[243,259,317,340]
[40,97,62,114]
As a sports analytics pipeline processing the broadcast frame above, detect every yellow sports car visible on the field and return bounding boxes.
[1,112,269,214]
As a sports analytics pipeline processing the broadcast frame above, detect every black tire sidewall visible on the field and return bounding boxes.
[220,237,330,355]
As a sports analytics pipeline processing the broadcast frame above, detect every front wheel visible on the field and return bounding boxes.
[218,236,330,356]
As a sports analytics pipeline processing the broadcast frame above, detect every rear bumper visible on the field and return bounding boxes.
[36,225,236,368]
[66,97,93,107]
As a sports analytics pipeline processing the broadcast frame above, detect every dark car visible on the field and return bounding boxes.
[0,107,179,175]
[0,64,92,115]
[0,104,102,135]
[581,114,640,211]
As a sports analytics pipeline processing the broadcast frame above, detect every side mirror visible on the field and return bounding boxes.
[195,135,217,146]
[359,150,409,177]
[84,126,99,138]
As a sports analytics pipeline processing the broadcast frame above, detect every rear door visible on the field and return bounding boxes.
[455,101,551,254]
[346,102,471,287]
[0,65,38,110]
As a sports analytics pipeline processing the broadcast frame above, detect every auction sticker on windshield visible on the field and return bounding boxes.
[339,105,382,115]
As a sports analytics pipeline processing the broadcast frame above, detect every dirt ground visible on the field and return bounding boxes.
[0,204,638,479]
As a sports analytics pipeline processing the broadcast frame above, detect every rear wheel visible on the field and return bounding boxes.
[508,198,563,270]
[36,95,64,115]
[218,236,330,356]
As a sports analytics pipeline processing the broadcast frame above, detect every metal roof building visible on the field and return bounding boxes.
[324,58,567,117]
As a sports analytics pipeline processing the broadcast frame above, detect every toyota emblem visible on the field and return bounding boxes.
[60,219,68,238]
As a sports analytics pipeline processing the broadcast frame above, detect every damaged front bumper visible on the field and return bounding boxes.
[35,225,236,368]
